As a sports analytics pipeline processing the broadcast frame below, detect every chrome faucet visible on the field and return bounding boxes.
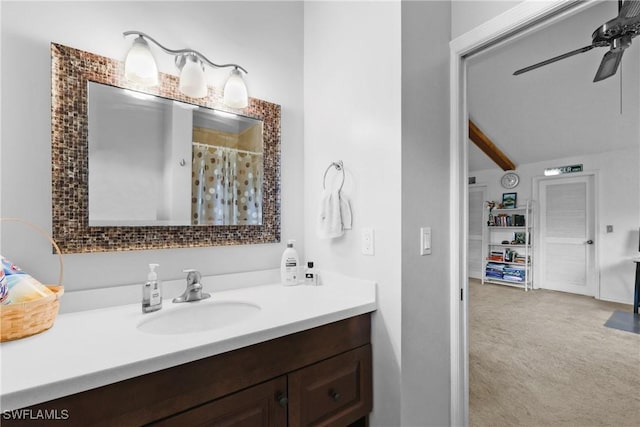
[173,269,211,303]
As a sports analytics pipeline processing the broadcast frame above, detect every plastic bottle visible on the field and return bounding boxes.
[305,261,318,286]
[281,240,300,286]
[142,263,162,313]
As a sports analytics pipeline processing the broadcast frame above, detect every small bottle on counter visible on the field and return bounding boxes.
[281,240,300,286]
[305,261,319,286]
[142,263,162,313]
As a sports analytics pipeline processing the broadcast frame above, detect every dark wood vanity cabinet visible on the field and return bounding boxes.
[288,345,372,426]
[151,344,371,427]
[4,314,372,427]
[152,344,372,427]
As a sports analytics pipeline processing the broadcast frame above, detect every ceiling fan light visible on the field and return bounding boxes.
[124,36,158,87]
[223,68,248,108]
[179,55,208,98]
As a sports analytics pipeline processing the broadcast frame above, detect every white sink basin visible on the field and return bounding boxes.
[137,300,261,335]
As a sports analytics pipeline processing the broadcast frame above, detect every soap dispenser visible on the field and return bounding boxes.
[142,263,162,313]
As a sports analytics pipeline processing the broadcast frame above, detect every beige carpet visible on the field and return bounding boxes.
[469,279,640,427]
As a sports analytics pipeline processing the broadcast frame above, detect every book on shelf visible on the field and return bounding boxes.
[485,263,526,281]
[513,214,525,227]
[487,249,504,261]
[502,267,525,282]
[488,213,526,227]
[485,262,504,280]
[486,262,504,270]
[503,265,525,274]
[486,249,529,264]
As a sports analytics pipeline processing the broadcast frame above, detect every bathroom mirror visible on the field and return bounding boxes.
[88,82,264,227]
[51,43,280,253]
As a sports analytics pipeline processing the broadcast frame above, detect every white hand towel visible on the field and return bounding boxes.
[317,189,344,239]
[339,193,352,230]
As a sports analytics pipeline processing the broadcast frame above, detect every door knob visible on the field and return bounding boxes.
[586,240,594,245]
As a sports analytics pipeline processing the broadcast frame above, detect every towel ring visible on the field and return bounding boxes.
[323,160,345,191]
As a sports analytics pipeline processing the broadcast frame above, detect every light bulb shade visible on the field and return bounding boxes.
[179,55,208,98]
[124,37,158,87]
[223,68,248,108]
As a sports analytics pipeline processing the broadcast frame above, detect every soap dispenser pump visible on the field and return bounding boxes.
[142,263,162,313]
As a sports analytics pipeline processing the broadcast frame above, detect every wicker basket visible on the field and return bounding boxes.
[0,218,64,342]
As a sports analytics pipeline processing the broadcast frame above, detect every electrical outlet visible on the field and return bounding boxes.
[606,225,613,233]
[362,227,374,255]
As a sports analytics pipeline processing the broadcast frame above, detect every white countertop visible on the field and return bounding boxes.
[0,271,376,411]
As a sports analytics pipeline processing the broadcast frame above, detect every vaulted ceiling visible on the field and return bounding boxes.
[467,1,640,172]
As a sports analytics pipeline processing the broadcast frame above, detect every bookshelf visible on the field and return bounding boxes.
[482,200,533,291]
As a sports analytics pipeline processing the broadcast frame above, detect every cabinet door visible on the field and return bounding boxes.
[150,376,287,427]
[288,345,372,427]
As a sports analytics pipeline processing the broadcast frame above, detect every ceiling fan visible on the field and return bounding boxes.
[514,0,640,82]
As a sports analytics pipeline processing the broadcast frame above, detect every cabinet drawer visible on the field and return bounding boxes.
[150,377,287,427]
[288,345,372,427]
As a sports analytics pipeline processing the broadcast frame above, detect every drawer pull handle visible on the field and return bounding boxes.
[329,389,341,402]
[276,393,288,407]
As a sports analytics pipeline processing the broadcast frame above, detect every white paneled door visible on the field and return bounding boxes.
[538,175,597,296]
[468,185,486,279]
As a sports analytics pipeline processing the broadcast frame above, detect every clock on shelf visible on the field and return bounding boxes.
[501,172,519,189]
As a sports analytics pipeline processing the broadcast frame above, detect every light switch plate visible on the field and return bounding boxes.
[420,227,431,255]
[362,227,374,255]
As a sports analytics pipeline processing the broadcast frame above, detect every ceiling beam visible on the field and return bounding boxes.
[468,120,516,171]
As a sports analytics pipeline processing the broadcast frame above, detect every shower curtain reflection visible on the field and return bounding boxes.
[191,143,263,225]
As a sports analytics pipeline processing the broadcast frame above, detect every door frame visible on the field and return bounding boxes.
[448,1,598,424]
[532,172,600,298]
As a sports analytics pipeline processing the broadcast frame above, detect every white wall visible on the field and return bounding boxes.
[303,2,402,426]
[0,1,304,290]
[401,1,452,425]
[304,1,454,425]
[470,147,640,304]
[451,0,523,39]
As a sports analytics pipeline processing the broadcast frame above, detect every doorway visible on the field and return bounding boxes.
[535,174,598,296]
[449,1,599,424]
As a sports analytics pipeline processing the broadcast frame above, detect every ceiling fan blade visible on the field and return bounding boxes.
[513,45,595,75]
[619,0,640,19]
[593,50,624,82]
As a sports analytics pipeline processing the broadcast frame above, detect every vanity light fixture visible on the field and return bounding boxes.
[223,68,249,108]
[124,36,158,87]
[123,31,249,108]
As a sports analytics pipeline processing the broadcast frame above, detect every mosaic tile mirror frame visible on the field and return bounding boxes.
[51,43,281,253]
